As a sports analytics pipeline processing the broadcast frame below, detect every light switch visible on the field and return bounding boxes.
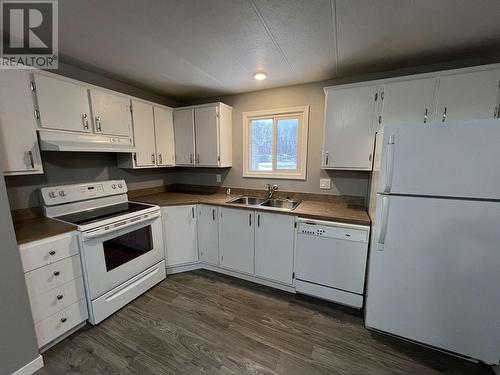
[320,178,331,190]
[216,174,222,183]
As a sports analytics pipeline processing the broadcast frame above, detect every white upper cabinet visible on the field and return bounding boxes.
[163,206,198,267]
[435,69,500,122]
[197,205,219,265]
[173,103,232,168]
[34,74,91,133]
[131,100,156,167]
[323,85,378,170]
[0,70,43,175]
[378,78,438,129]
[173,109,195,165]
[89,89,132,137]
[219,207,254,274]
[153,106,175,166]
[194,106,219,166]
[255,212,295,285]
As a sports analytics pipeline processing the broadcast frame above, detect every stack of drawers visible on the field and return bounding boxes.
[19,231,88,349]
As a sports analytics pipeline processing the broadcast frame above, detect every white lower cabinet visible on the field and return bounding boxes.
[19,232,88,349]
[255,212,295,285]
[218,207,255,274]
[197,205,219,265]
[162,205,198,266]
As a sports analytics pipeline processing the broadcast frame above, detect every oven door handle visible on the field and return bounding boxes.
[82,212,160,241]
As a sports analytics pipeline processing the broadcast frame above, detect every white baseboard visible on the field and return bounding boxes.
[201,264,296,293]
[10,355,43,375]
[166,262,202,275]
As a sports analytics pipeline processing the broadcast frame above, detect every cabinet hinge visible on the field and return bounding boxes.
[30,81,36,91]
[34,109,40,119]
[374,92,378,102]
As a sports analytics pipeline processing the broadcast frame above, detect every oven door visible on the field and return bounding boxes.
[81,212,164,300]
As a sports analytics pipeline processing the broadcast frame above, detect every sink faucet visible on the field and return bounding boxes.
[266,184,278,199]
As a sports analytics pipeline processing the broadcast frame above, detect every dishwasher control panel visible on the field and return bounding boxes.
[298,222,368,242]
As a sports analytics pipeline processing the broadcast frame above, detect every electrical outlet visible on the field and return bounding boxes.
[216,174,222,183]
[320,178,331,190]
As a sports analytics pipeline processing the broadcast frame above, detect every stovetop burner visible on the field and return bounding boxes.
[55,202,153,226]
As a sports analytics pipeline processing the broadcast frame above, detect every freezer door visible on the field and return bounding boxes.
[365,194,500,364]
[377,120,500,199]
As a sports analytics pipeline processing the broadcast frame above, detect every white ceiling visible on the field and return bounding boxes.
[59,0,500,100]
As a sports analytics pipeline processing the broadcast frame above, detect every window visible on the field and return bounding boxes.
[243,106,309,179]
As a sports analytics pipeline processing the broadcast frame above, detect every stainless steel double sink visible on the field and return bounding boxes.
[227,196,301,211]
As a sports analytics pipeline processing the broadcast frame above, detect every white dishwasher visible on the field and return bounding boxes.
[295,218,370,309]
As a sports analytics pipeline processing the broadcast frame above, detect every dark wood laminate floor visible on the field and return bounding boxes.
[36,270,494,375]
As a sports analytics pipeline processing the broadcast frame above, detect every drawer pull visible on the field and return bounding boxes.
[60,317,67,323]
[49,250,56,256]
[56,294,64,300]
[53,271,60,276]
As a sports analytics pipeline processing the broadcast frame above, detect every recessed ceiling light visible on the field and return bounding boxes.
[253,72,267,80]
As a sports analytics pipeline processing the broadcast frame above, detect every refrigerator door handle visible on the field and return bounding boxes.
[383,135,395,193]
[377,195,390,250]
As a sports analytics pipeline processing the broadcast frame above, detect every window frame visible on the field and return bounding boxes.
[242,106,309,180]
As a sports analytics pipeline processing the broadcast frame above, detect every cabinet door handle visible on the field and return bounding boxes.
[495,106,498,118]
[441,107,447,122]
[192,207,195,218]
[424,108,428,123]
[197,154,200,164]
[257,214,260,227]
[190,153,193,164]
[56,294,63,300]
[49,250,56,256]
[325,151,329,166]
[95,116,102,132]
[151,153,155,164]
[28,151,35,168]
[249,213,252,226]
[60,317,67,323]
[212,209,215,221]
[82,113,89,130]
[159,154,162,164]
[53,271,60,276]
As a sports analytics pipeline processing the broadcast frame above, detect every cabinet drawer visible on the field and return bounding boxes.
[20,233,79,272]
[35,299,88,348]
[30,277,85,323]
[25,255,82,297]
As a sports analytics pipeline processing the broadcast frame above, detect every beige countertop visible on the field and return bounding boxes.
[133,191,370,226]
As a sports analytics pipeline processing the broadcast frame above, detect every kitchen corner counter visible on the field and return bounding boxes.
[133,191,370,226]
[13,217,77,246]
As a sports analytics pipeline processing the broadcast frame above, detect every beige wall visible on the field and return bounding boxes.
[179,80,370,200]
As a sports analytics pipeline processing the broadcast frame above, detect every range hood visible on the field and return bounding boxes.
[38,130,136,153]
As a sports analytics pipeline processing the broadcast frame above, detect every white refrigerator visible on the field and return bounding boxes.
[365,119,500,364]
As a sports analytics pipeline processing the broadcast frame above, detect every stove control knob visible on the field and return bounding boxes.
[59,191,66,197]
[48,191,56,198]
[117,183,123,189]
[111,184,116,189]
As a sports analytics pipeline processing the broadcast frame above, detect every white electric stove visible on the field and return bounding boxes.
[40,180,166,324]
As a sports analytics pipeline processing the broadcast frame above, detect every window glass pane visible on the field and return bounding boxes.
[276,117,298,170]
[250,118,273,171]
